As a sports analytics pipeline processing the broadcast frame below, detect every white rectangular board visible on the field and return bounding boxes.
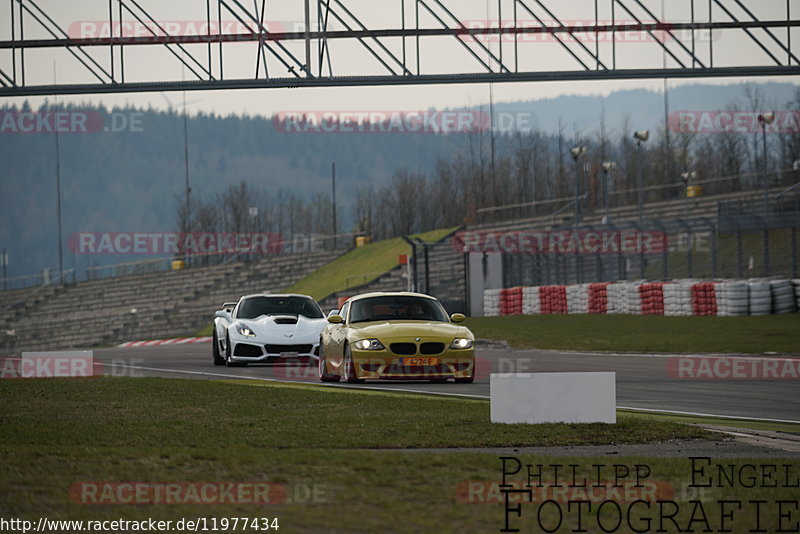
[490,372,616,424]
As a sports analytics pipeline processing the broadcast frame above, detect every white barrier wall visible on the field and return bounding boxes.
[490,372,617,424]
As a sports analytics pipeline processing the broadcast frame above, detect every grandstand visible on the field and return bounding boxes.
[0,250,343,354]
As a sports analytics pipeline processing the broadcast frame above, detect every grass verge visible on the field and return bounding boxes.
[284,227,457,302]
[1,377,707,450]
[2,378,796,532]
[620,409,800,434]
[465,314,800,354]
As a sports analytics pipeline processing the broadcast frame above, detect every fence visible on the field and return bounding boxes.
[476,167,799,225]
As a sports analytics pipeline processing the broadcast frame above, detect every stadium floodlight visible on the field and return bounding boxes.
[601,161,617,225]
[757,112,776,126]
[570,146,588,227]
[633,131,649,225]
[569,146,587,161]
[758,113,775,274]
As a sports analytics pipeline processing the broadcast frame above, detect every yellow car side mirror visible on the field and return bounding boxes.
[328,315,344,324]
[450,313,466,323]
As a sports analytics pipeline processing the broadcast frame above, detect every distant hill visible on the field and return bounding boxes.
[0,81,797,279]
[484,82,798,135]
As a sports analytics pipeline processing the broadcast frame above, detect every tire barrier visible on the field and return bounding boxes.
[522,286,540,315]
[540,285,568,314]
[606,283,628,315]
[771,279,796,315]
[691,282,718,317]
[794,280,800,312]
[748,280,772,317]
[623,282,643,315]
[663,281,694,317]
[639,282,666,316]
[587,283,611,314]
[500,287,524,316]
[566,284,589,315]
[483,288,501,317]
[716,281,749,317]
[484,278,798,317]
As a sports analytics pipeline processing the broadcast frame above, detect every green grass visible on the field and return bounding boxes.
[284,227,457,302]
[1,378,796,532]
[465,314,800,354]
[0,377,707,450]
[620,409,800,434]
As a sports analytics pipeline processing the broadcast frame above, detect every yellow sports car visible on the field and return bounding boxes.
[318,292,476,383]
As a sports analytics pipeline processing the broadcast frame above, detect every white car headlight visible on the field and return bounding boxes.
[236,324,257,337]
[450,338,473,350]
[353,338,385,351]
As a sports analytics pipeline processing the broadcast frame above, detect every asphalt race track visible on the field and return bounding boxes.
[92,343,800,424]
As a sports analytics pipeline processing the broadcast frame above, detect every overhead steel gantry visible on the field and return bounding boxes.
[0,0,798,96]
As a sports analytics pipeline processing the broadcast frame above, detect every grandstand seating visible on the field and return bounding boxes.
[0,250,343,354]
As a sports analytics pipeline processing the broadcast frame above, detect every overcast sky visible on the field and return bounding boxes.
[1,0,797,115]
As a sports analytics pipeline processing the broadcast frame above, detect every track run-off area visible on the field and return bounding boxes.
[94,343,800,425]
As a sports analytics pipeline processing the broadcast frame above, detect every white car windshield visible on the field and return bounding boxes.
[236,296,324,319]
[349,296,449,324]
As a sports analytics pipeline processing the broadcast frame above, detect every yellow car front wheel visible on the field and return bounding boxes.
[318,341,341,383]
[344,345,365,384]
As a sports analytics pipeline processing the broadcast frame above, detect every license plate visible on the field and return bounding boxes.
[399,357,438,366]
[280,352,300,358]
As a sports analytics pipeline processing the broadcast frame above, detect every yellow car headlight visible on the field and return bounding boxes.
[353,338,385,351]
[450,338,473,350]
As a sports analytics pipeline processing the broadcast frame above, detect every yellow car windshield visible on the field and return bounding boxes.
[349,296,449,323]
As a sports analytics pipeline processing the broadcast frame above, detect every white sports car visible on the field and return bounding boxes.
[213,294,327,367]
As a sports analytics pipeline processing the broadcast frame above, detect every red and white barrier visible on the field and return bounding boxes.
[484,278,797,317]
[664,281,693,316]
[483,289,502,317]
[500,287,524,316]
[691,282,718,317]
[606,283,626,315]
[639,282,666,316]
[587,283,610,314]
[566,284,589,314]
[118,337,212,348]
[540,285,568,314]
[522,286,540,315]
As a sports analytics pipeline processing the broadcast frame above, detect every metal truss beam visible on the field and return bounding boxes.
[7,66,797,97]
[0,0,797,97]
